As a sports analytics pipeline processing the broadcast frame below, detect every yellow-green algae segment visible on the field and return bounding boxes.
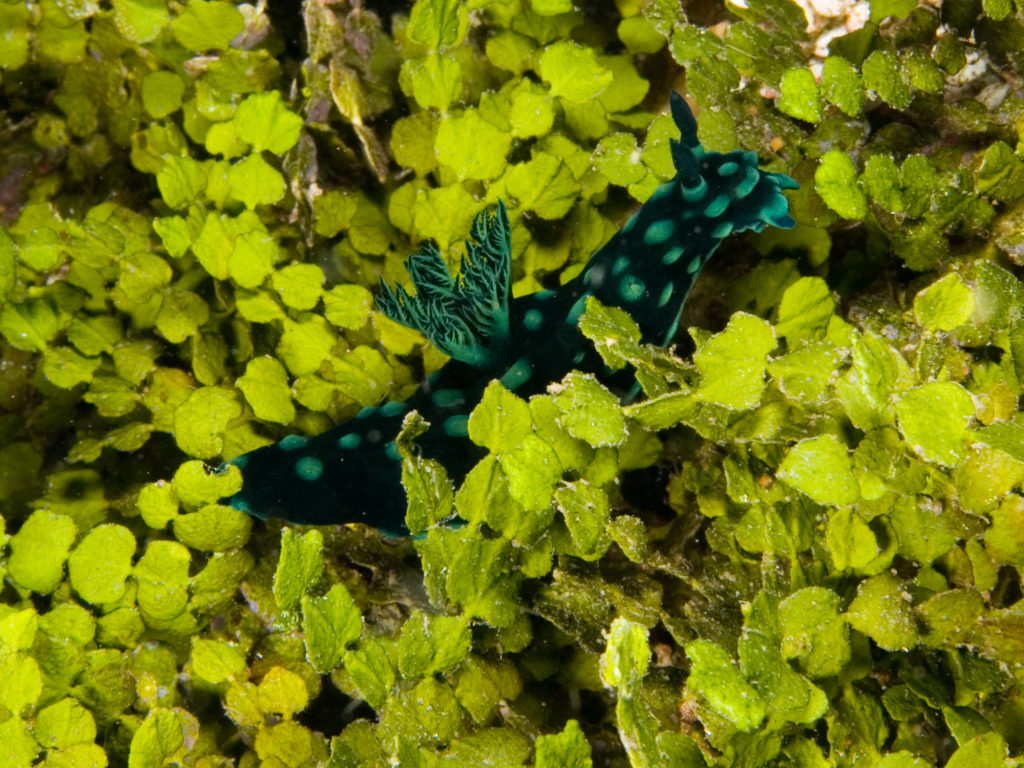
[0,0,1023,767]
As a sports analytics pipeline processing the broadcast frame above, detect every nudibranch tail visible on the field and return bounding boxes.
[376,200,512,368]
[224,405,411,531]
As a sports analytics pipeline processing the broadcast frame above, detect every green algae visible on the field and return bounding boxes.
[0,0,1023,766]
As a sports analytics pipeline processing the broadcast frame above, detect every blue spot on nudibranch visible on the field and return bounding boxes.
[385,442,401,461]
[682,179,708,203]
[444,415,469,437]
[643,219,675,245]
[567,294,589,325]
[735,165,759,195]
[381,400,406,417]
[338,433,362,450]
[573,351,585,364]
[501,357,532,390]
[280,435,309,451]
[650,182,675,200]
[612,257,629,276]
[663,246,685,265]
[713,221,734,239]
[718,161,739,176]
[431,389,466,408]
[523,309,544,330]
[584,266,605,288]
[534,289,555,301]
[658,282,674,307]
[233,498,251,513]
[687,256,705,275]
[296,456,324,481]
[766,196,790,219]
[619,275,646,302]
[704,194,730,218]
[622,214,639,233]
[356,407,376,420]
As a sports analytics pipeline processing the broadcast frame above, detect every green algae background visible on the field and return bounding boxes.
[1,0,1024,765]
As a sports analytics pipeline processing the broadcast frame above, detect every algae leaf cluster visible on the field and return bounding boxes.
[0,0,1024,766]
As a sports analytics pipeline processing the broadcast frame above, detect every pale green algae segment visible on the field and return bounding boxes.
[0,0,1023,767]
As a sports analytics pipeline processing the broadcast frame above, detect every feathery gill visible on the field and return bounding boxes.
[225,92,799,534]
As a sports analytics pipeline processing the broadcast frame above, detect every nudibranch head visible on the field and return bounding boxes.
[667,92,798,238]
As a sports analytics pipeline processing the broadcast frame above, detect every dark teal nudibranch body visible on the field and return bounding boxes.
[226,93,798,534]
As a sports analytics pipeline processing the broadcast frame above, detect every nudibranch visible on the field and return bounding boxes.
[225,93,798,533]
